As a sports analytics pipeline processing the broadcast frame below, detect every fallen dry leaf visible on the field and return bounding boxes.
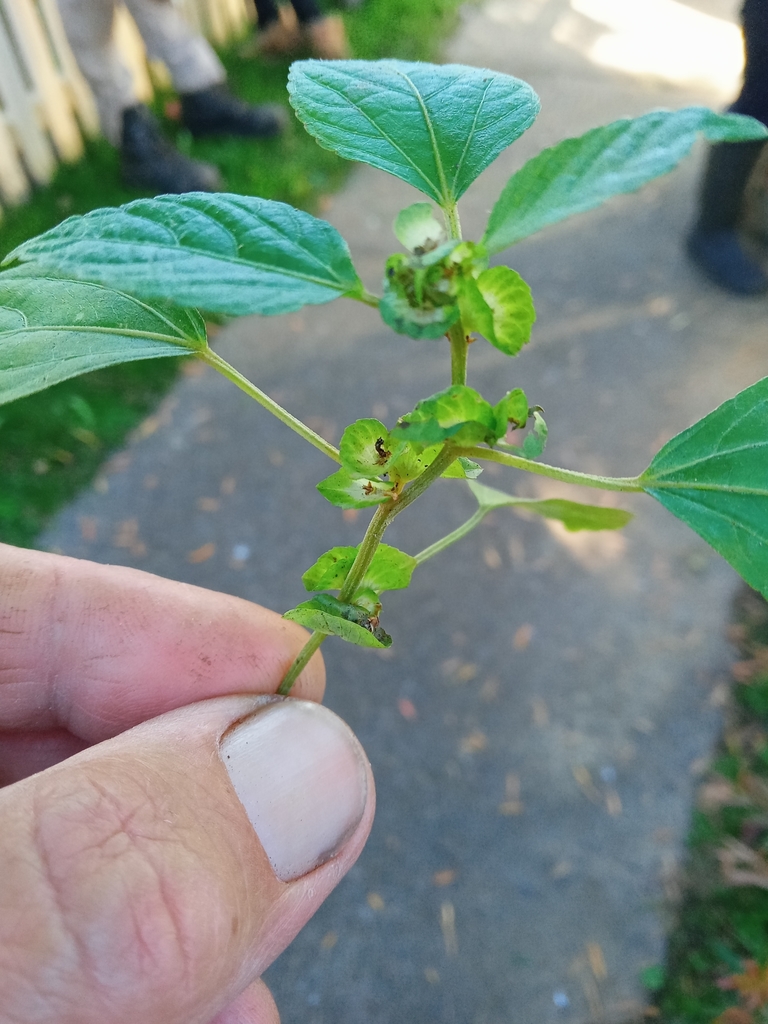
[197,497,220,512]
[460,729,488,754]
[587,942,608,981]
[433,869,457,887]
[440,901,458,956]
[718,839,768,890]
[79,516,98,542]
[367,892,385,911]
[483,546,502,570]
[531,697,549,726]
[320,931,338,951]
[513,623,533,650]
[187,542,216,564]
[397,697,417,721]
[719,959,768,1011]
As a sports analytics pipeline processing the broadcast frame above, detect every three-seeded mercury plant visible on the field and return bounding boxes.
[2,60,768,694]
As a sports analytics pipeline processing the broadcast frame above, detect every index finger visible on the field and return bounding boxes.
[0,543,325,742]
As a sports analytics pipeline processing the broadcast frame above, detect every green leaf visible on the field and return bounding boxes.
[0,268,205,406]
[392,385,499,448]
[288,60,540,206]
[5,194,362,317]
[455,274,495,341]
[494,388,529,436]
[379,286,459,339]
[641,376,768,598]
[467,481,633,530]
[302,543,416,593]
[394,203,446,253]
[317,466,394,509]
[363,544,417,592]
[483,108,768,254]
[302,546,357,591]
[284,595,392,648]
[475,266,536,356]
[521,410,548,460]
[339,419,393,477]
[443,456,482,479]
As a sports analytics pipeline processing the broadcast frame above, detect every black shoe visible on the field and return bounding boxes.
[121,105,221,194]
[180,85,287,139]
[687,227,768,295]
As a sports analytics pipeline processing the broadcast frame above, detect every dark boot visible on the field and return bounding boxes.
[121,105,221,194]
[180,85,287,139]
[687,139,768,295]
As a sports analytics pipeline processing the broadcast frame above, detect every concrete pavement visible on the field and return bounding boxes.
[40,1,765,1020]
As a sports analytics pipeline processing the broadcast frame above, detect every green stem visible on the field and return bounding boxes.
[413,507,487,565]
[445,200,462,241]
[279,446,459,695]
[448,321,468,386]
[339,445,459,597]
[351,287,381,308]
[339,503,392,602]
[201,349,341,463]
[277,630,326,696]
[465,446,644,492]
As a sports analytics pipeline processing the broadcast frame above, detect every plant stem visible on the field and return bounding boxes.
[351,287,381,308]
[202,349,341,463]
[340,445,461,597]
[445,200,462,241]
[279,446,460,695]
[413,507,487,565]
[465,446,644,492]
[277,630,326,696]
[448,321,468,386]
[339,503,392,601]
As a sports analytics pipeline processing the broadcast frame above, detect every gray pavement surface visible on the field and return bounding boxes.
[39,1,767,1021]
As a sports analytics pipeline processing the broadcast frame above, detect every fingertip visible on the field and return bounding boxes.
[210,980,280,1024]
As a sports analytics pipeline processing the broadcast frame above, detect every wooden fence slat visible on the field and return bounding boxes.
[0,0,253,207]
[113,5,154,104]
[0,2,56,186]
[36,0,99,137]
[5,0,84,162]
[0,109,31,205]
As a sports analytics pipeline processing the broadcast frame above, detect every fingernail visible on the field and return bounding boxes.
[220,698,368,882]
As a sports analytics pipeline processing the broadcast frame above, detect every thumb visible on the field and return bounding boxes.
[0,696,374,1024]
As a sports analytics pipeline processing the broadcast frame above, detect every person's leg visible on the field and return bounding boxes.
[57,0,220,191]
[249,0,349,59]
[123,0,225,94]
[123,0,285,139]
[252,0,282,28]
[57,0,135,144]
[290,0,324,22]
[687,0,768,293]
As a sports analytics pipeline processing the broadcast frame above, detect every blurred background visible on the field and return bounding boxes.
[4,2,768,1022]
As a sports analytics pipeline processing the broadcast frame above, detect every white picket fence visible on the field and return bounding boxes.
[0,0,251,215]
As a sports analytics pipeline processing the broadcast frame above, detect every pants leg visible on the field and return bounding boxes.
[123,0,225,96]
[695,0,768,231]
[291,0,323,24]
[253,0,323,27]
[253,0,281,27]
[57,0,135,144]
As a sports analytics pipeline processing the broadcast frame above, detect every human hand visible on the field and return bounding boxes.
[0,543,374,1024]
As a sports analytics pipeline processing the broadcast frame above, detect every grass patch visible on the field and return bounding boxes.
[0,0,466,547]
[649,587,768,1024]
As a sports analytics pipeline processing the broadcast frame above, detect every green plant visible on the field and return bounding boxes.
[1,59,767,694]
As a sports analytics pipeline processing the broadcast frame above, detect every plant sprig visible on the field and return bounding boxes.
[2,59,767,690]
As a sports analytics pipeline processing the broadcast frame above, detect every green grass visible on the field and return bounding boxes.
[648,588,768,1023]
[0,0,466,547]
